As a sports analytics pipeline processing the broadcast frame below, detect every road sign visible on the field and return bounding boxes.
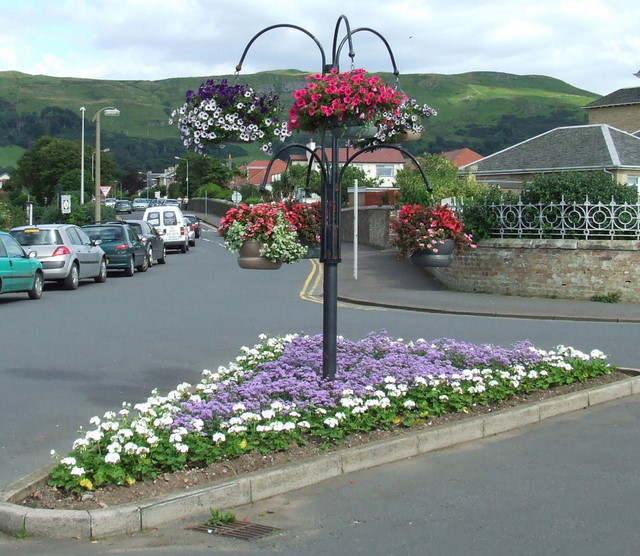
[100,185,112,198]
[232,191,242,205]
[60,195,71,214]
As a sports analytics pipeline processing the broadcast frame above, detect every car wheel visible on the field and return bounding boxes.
[189,238,195,247]
[158,247,167,264]
[147,248,154,268]
[180,242,187,254]
[94,258,107,283]
[63,263,80,290]
[137,252,149,273]
[124,256,135,277]
[28,272,44,299]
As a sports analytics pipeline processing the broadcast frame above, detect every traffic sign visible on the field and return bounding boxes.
[100,185,112,198]
[232,191,242,205]
[60,195,71,214]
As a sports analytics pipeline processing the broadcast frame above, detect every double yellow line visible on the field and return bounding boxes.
[299,259,323,304]
[299,259,383,311]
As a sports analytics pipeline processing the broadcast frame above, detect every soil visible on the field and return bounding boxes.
[18,371,630,512]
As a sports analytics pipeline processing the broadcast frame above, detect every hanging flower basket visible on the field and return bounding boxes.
[170,78,291,154]
[218,203,308,268]
[287,68,404,134]
[287,68,437,146]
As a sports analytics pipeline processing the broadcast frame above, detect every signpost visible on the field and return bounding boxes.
[100,185,112,199]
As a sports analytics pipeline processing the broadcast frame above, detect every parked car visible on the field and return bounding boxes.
[184,217,196,247]
[0,231,44,300]
[132,198,151,211]
[82,223,148,276]
[183,214,201,238]
[164,198,181,207]
[115,200,133,214]
[104,198,117,208]
[9,224,107,290]
[142,205,189,253]
[108,219,166,265]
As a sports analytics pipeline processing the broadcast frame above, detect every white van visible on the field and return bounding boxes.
[143,205,189,253]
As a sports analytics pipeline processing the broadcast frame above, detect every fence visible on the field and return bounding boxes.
[489,197,640,240]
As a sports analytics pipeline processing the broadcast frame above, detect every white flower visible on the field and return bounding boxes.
[70,466,85,476]
[174,443,189,453]
[104,452,121,464]
[403,400,416,409]
[324,418,339,428]
[60,456,76,466]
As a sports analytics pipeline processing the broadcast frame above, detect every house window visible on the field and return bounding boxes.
[376,165,394,178]
[627,176,640,186]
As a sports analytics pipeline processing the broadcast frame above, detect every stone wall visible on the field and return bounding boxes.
[429,238,640,302]
[340,206,392,248]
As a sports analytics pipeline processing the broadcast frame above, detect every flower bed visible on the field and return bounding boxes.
[48,333,612,493]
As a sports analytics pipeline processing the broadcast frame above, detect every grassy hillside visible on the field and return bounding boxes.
[0,69,598,172]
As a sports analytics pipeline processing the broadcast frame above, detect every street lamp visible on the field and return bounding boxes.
[80,107,85,204]
[92,148,110,182]
[236,16,431,379]
[174,156,189,204]
[93,107,119,222]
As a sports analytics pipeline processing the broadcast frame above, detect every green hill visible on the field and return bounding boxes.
[0,69,598,173]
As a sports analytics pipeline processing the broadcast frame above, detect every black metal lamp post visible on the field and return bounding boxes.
[235,15,431,379]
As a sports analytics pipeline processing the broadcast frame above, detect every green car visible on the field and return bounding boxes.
[0,231,44,299]
[82,223,149,276]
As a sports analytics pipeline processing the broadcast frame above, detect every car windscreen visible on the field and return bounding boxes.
[11,228,62,246]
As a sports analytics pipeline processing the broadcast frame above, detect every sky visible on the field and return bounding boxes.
[1,0,638,96]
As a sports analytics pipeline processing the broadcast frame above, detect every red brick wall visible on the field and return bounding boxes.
[429,238,640,302]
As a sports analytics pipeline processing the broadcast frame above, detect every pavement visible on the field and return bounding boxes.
[1,210,639,549]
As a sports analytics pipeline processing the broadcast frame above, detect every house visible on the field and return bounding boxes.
[0,172,9,189]
[442,148,483,167]
[289,142,406,187]
[460,124,640,193]
[584,87,640,134]
[232,159,288,189]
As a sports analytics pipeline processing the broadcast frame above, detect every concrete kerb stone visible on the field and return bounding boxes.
[1,372,639,540]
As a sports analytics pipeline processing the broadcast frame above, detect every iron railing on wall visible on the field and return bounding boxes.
[487,197,640,240]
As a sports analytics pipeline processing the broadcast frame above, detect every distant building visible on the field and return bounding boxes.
[0,172,9,189]
[584,87,640,134]
[441,148,483,167]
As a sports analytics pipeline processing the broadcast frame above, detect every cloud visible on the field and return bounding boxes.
[1,0,638,94]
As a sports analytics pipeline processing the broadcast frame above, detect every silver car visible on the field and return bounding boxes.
[9,224,107,290]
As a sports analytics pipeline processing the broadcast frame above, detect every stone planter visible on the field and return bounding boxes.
[410,239,455,268]
[237,239,282,270]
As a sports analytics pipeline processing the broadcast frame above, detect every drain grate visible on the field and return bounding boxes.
[186,520,281,540]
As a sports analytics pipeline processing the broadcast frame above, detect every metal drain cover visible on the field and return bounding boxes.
[187,520,281,540]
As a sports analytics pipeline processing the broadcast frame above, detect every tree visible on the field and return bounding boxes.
[396,153,489,206]
[174,153,235,198]
[10,136,119,205]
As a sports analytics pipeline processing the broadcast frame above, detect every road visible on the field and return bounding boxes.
[1,225,639,489]
[1,223,640,553]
